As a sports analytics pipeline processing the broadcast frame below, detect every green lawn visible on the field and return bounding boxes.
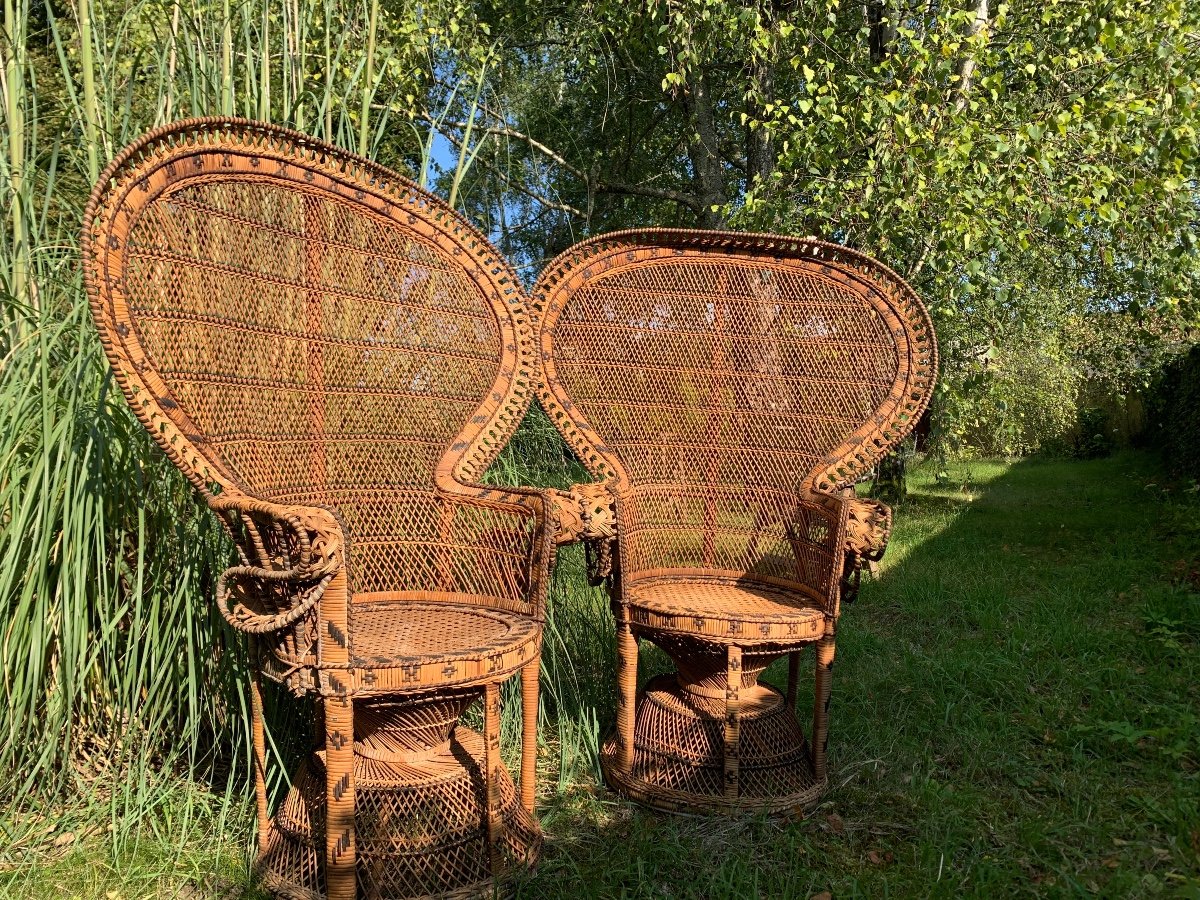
[4,453,1198,899]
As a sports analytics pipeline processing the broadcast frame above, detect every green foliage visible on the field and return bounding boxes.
[940,327,1080,456]
[870,441,912,503]
[435,0,1200,445]
[0,298,234,777]
[1074,407,1118,459]
[1068,309,1195,401]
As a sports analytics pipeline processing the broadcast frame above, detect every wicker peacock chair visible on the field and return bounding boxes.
[533,229,936,815]
[82,118,554,900]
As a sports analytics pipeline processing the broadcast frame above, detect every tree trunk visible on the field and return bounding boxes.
[745,56,775,191]
[866,1,897,65]
[682,71,726,228]
[955,0,990,111]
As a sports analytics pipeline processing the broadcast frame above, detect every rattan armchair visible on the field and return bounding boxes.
[534,230,936,814]
[83,119,552,899]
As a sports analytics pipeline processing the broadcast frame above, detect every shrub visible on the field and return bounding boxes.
[1073,407,1116,459]
[944,332,1080,456]
[1149,344,1200,479]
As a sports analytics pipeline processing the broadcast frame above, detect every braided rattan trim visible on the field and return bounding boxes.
[530,227,937,493]
[600,757,826,817]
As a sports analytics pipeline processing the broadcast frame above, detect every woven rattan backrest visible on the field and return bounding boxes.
[83,119,536,599]
[534,230,937,496]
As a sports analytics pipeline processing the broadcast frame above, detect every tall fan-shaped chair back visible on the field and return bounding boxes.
[83,119,550,900]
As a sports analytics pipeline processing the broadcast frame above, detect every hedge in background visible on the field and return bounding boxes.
[1150,345,1200,480]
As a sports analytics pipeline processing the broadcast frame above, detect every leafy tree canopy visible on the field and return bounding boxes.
[414,0,1200,450]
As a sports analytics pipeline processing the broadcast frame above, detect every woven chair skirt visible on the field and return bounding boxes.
[603,623,826,815]
[259,695,540,900]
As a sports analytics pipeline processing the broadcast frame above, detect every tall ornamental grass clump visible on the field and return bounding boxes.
[0,0,389,838]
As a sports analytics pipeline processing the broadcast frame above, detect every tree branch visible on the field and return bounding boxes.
[955,0,990,112]
[426,118,586,216]
[423,112,702,212]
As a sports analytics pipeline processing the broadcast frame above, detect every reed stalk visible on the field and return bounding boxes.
[79,0,101,182]
[323,1,333,139]
[164,0,181,122]
[221,0,233,115]
[449,56,490,210]
[258,1,270,119]
[3,0,28,320]
[358,0,379,156]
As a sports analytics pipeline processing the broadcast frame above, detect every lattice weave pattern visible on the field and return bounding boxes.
[536,232,936,497]
[616,484,842,612]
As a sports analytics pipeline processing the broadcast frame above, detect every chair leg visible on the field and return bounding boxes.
[483,681,504,873]
[615,613,639,772]
[520,658,539,813]
[323,695,356,900]
[811,632,837,782]
[786,650,801,710]
[724,645,743,800]
[248,640,269,857]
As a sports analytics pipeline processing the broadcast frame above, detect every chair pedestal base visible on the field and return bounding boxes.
[600,671,825,816]
[258,694,541,900]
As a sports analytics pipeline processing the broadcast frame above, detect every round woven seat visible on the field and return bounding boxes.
[623,579,826,644]
[339,600,540,697]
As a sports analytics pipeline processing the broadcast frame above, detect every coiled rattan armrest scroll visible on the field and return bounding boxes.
[547,484,618,585]
[840,496,893,602]
[209,495,344,635]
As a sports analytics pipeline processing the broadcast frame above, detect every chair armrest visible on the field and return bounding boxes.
[548,482,618,585]
[438,487,559,621]
[844,496,892,563]
[208,494,344,635]
[835,495,893,603]
[789,488,850,611]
